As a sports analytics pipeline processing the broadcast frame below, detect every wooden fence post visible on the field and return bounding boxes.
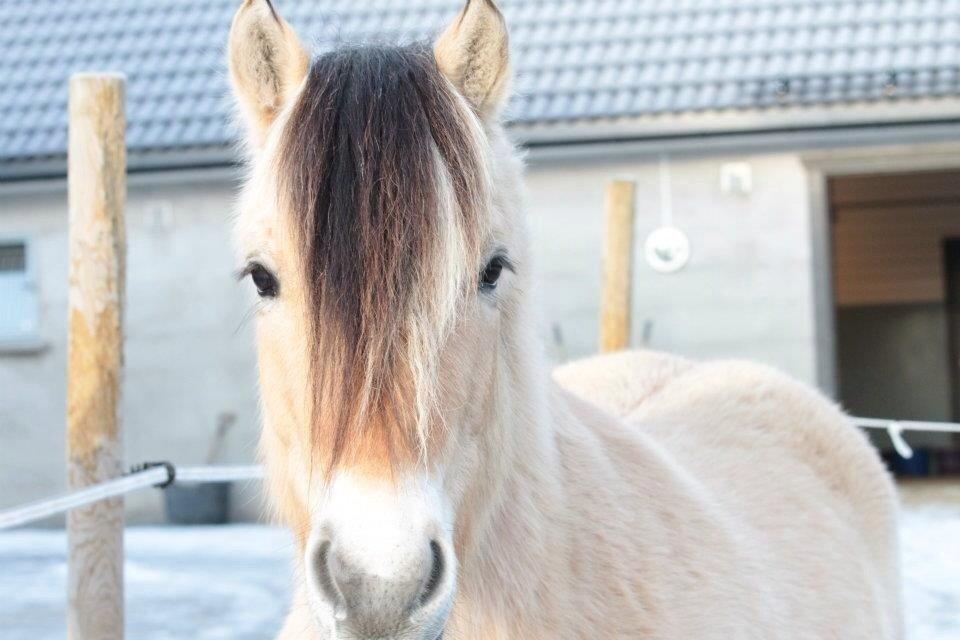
[66,73,126,640]
[599,179,636,353]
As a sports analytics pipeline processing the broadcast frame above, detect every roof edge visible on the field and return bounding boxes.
[511,97,960,146]
[5,99,960,181]
[0,146,239,183]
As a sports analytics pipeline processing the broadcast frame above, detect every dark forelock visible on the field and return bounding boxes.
[277,43,485,469]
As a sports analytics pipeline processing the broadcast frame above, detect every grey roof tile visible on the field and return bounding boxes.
[2,0,960,168]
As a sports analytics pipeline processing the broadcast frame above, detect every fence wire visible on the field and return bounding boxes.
[854,417,960,460]
[0,419,958,531]
[0,464,262,531]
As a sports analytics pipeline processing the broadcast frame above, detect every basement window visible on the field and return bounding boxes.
[0,240,42,352]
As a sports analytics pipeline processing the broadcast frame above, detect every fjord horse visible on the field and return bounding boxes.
[227,1,902,638]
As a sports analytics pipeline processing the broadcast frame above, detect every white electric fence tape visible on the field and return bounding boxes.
[0,421,958,531]
[176,465,265,483]
[854,417,960,460]
[0,464,263,530]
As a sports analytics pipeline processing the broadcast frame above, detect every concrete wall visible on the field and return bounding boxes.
[526,152,818,381]
[0,149,820,523]
[0,173,264,522]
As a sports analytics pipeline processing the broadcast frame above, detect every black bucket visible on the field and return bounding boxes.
[163,482,230,525]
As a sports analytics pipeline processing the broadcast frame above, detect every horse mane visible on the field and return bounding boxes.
[277,43,486,473]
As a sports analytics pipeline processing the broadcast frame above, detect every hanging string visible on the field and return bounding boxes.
[658,154,673,228]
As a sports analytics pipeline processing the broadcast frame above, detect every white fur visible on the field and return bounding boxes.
[303,473,454,639]
[228,2,903,638]
[266,124,902,640]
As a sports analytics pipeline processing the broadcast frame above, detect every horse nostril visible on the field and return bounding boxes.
[309,533,451,632]
[312,539,343,613]
[420,539,445,606]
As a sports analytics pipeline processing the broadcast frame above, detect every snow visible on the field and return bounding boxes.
[901,504,960,639]
[1,502,958,638]
[0,526,292,640]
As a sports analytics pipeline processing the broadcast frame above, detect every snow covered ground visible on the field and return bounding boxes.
[0,525,292,640]
[899,483,960,640]
[1,493,957,639]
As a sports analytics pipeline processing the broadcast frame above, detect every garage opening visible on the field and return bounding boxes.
[829,168,960,475]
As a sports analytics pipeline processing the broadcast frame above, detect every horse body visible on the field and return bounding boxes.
[226,1,902,638]
[448,350,903,639]
[550,351,901,638]
[274,349,901,639]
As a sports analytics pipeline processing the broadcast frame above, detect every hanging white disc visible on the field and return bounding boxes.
[644,226,690,274]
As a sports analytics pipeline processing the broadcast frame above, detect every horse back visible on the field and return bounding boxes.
[553,349,903,639]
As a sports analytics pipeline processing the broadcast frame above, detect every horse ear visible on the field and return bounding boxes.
[434,0,510,119]
[228,0,309,147]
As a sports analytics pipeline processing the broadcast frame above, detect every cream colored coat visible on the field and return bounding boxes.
[225,0,903,637]
[549,350,902,639]
[275,350,902,639]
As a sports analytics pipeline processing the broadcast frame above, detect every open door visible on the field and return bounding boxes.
[830,169,960,473]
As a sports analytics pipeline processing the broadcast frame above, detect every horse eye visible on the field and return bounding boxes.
[248,264,278,298]
[479,256,505,291]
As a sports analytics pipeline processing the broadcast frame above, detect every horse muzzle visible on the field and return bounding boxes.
[303,473,456,640]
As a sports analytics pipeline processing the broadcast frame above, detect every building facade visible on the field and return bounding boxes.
[3,0,960,521]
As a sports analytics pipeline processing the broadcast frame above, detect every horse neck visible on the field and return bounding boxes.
[452,297,575,631]
[447,133,579,630]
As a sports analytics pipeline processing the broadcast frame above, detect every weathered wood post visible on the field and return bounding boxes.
[66,73,126,640]
[599,179,636,353]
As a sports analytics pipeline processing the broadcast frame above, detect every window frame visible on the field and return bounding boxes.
[0,235,44,354]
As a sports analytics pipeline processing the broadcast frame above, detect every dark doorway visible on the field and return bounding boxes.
[829,169,960,474]
[944,239,960,422]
